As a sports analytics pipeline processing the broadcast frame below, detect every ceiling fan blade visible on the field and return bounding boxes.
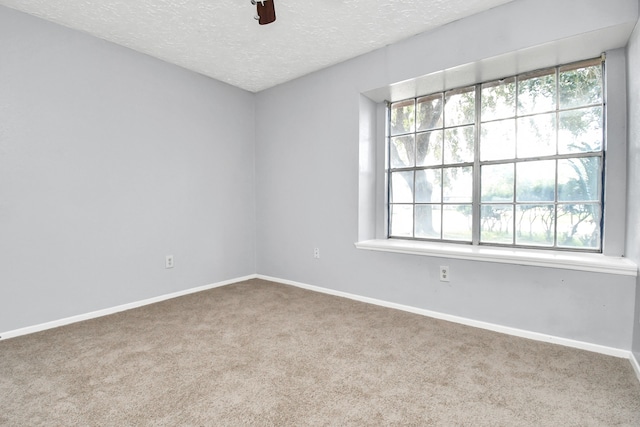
[256,0,276,25]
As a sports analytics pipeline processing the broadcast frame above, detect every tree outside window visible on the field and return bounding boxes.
[388,58,603,251]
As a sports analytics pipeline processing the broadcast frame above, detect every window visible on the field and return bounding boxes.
[387,58,604,251]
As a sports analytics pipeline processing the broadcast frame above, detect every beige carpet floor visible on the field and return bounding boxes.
[1,278,639,426]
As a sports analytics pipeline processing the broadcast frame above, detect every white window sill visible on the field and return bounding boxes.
[354,239,638,277]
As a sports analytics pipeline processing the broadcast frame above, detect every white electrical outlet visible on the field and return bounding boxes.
[439,266,450,282]
[313,248,320,259]
[166,255,174,269]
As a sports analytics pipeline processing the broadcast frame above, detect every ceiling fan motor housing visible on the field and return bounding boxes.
[253,0,276,25]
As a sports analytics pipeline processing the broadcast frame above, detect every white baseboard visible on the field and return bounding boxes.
[257,274,632,360]
[631,352,640,384]
[0,274,258,341]
[3,272,637,383]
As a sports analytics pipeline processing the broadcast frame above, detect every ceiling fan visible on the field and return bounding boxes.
[251,0,276,25]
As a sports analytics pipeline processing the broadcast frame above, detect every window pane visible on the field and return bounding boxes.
[386,59,604,251]
[516,161,555,202]
[444,125,474,164]
[416,94,444,131]
[443,166,473,203]
[481,205,514,244]
[390,135,415,168]
[416,131,442,166]
[442,205,472,241]
[415,169,442,203]
[517,113,556,158]
[480,119,516,161]
[481,78,516,122]
[559,64,602,109]
[518,69,556,115]
[390,99,415,136]
[558,157,600,202]
[515,205,555,246]
[445,86,475,127]
[557,203,601,249]
[558,107,602,154]
[390,204,413,237]
[415,205,441,239]
[390,171,413,203]
[481,164,514,202]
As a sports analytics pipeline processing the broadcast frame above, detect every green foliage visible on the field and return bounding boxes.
[559,66,602,108]
[389,62,603,248]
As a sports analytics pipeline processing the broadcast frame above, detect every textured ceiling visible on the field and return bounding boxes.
[0,0,515,92]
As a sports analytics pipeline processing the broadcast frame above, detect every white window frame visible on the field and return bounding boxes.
[387,58,605,252]
[355,50,636,276]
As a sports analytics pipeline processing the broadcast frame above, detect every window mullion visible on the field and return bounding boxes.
[553,67,560,248]
[412,103,417,239]
[386,57,603,252]
[472,84,482,245]
[386,101,392,238]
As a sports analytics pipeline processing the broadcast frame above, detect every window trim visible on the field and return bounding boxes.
[355,49,632,271]
[354,238,637,276]
[386,59,605,252]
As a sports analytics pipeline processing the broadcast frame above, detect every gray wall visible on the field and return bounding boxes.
[255,0,638,350]
[2,0,639,354]
[0,6,256,332]
[628,12,640,361]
